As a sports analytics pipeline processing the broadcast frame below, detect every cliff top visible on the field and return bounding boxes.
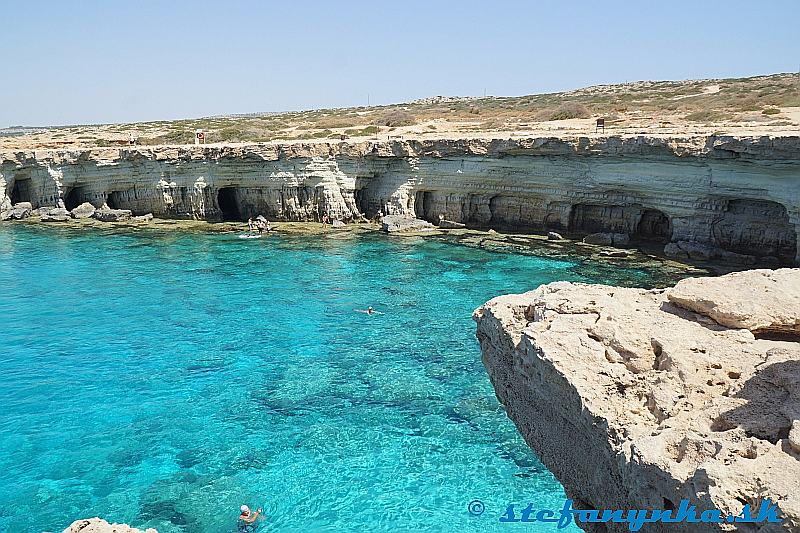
[474,268,800,530]
[2,73,798,151]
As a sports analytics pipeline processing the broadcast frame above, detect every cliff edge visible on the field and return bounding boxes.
[474,268,800,532]
[2,134,798,264]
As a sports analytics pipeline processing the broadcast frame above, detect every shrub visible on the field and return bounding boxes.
[374,110,417,127]
[534,102,590,121]
[762,107,780,115]
[685,110,722,122]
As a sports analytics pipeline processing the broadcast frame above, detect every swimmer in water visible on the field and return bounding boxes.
[355,306,383,315]
[238,505,264,531]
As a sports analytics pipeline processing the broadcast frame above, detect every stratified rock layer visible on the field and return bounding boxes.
[62,517,157,533]
[474,268,800,532]
[1,135,798,263]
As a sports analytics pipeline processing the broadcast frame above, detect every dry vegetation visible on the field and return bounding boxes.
[2,73,799,149]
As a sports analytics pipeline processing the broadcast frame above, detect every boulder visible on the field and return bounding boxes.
[332,219,345,228]
[94,209,133,222]
[380,215,434,233]
[583,232,629,246]
[8,202,33,220]
[668,268,800,334]
[547,231,564,240]
[70,202,96,219]
[474,268,800,532]
[63,517,157,533]
[438,219,466,229]
[40,207,71,222]
[132,213,154,222]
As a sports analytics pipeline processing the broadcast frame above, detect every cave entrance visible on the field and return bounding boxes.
[10,178,32,205]
[414,191,434,221]
[106,192,120,209]
[635,209,672,243]
[217,187,242,221]
[714,199,796,263]
[64,187,84,211]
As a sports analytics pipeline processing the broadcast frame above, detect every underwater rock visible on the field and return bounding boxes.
[62,517,157,533]
[474,268,800,532]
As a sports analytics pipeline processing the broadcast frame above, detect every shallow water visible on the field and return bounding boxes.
[0,225,677,533]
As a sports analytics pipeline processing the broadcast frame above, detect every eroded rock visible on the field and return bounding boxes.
[71,202,96,219]
[668,268,800,334]
[94,208,133,222]
[381,215,434,233]
[62,517,157,533]
[474,268,800,532]
[583,232,629,246]
[40,207,71,222]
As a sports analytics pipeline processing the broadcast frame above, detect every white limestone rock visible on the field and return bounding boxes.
[668,268,800,334]
[70,202,96,219]
[474,268,800,532]
[381,215,434,233]
[40,207,71,222]
[62,517,157,533]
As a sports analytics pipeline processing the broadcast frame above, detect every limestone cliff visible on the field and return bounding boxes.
[474,269,800,532]
[1,135,798,264]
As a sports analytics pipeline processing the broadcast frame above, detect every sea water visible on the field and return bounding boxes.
[0,225,671,533]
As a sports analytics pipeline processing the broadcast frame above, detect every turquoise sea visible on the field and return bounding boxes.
[0,225,671,533]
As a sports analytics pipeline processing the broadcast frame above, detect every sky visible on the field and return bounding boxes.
[1,0,798,127]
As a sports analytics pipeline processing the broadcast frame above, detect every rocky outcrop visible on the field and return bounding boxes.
[40,207,71,222]
[94,208,132,222]
[70,201,96,219]
[583,232,630,246]
[474,268,800,532]
[380,214,435,233]
[62,517,157,533]
[1,135,798,263]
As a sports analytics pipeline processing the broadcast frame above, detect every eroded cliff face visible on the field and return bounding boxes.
[1,135,798,263]
[474,269,800,532]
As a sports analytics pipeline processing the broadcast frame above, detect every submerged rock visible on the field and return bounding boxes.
[381,215,434,233]
[63,517,157,533]
[71,202,96,219]
[94,208,133,222]
[474,268,800,532]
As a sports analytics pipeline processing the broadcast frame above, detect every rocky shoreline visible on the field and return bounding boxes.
[474,268,800,532]
[2,134,798,265]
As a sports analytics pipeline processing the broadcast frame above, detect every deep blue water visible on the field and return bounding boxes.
[0,225,668,533]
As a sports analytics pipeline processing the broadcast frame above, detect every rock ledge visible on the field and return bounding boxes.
[474,268,800,532]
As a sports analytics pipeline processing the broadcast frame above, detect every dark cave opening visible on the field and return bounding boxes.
[106,192,120,209]
[64,187,84,211]
[635,209,672,243]
[10,178,32,205]
[217,187,242,221]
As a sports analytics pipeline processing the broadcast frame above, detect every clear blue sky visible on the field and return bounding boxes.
[1,0,798,127]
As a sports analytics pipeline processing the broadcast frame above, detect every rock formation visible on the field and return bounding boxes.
[474,268,800,532]
[1,135,798,264]
[62,517,157,533]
